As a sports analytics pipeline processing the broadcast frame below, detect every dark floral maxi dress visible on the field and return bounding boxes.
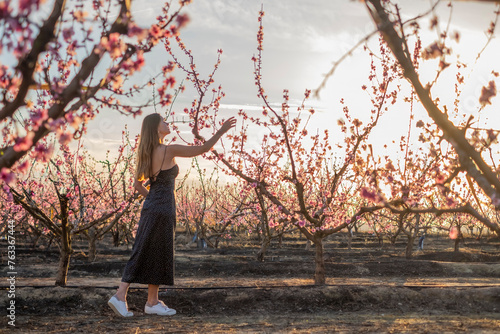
[121,164,179,285]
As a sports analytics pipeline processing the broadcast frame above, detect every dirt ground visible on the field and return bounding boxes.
[1,233,500,333]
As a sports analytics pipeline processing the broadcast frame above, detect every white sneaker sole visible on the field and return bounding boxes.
[144,308,177,316]
[108,299,133,317]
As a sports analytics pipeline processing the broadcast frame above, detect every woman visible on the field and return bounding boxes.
[108,113,236,317]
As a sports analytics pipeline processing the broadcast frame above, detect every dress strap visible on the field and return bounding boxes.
[159,145,167,172]
[151,145,167,181]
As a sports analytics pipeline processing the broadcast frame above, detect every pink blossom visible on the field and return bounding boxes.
[479,80,496,106]
[149,24,163,45]
[0,168,16,185]
[16,160,30,174]
[1,185,13,201]
[385,161,395,171]
[150,24,162,38]
[58,132,72,145]
[353,119,362,127]
[435,173,446,184]
[133,52,145,72]
[127,23,148,42]
[31,143,54,162]
[0,1,11,18]
[164,76,176,89]
[46,117,66,131]
[13,132,35,152]
[169,24,179,37]
[422,42,443,60]
[7,77,21,94]
[111,75,123,90]
[100,33,126,59]
[62,28,74,42]
[298,220,306,228]
[361,188,377,202]
[73,10,88,23]
[65,112,82,130]
[449,226,459,240]
[163,62,175,74]
[19,0,38,11]
[491,193,500,207]
[31,108,48,129]
[175,14,190,29]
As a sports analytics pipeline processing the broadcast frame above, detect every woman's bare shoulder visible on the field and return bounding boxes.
[154,143,169,153]
[165,143,188,152]
[150,144,168,163]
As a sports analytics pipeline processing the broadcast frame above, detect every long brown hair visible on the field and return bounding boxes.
[135,113,162,181]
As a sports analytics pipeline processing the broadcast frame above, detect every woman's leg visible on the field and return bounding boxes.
[146,284,160,306]
[108,281,133,317]
[115,282,130,302]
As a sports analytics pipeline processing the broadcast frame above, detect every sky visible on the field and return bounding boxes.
[24,0,500,181]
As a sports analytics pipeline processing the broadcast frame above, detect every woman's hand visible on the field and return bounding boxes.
[219,117,237,135]
[168,117,237,158]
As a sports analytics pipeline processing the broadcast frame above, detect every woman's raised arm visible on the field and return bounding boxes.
[168,117,236,158]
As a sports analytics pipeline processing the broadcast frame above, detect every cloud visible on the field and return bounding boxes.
[219,103,262,111]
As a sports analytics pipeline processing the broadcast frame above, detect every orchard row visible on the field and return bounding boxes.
[1,1,500,285]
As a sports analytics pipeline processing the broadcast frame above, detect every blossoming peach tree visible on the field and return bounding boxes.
[10,135,139,286]
[0,0,191,182]
[343,0,500,237]
[175,158,252,249]
[167,9,400,285]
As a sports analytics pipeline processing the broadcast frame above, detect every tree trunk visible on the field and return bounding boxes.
[112,228,120,247]
[314,238,326,285]
[454,237,461,252]
[390,223,403,245]
[195,223,203,248]
[55,193,72,286]
[31,231,42,249]
[347,230,352,250]
[257,238,270,262]
[257,224,263,243]
[406,215,420,259]
[477,226,484,241]
[47,235,55,249]
[87,231,97,263]
[405,235,415,259]
[55,247,71,286]
[377,232,383,246]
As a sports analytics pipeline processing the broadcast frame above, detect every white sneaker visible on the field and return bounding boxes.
[108,296,133,317]
[144,300,177,316]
